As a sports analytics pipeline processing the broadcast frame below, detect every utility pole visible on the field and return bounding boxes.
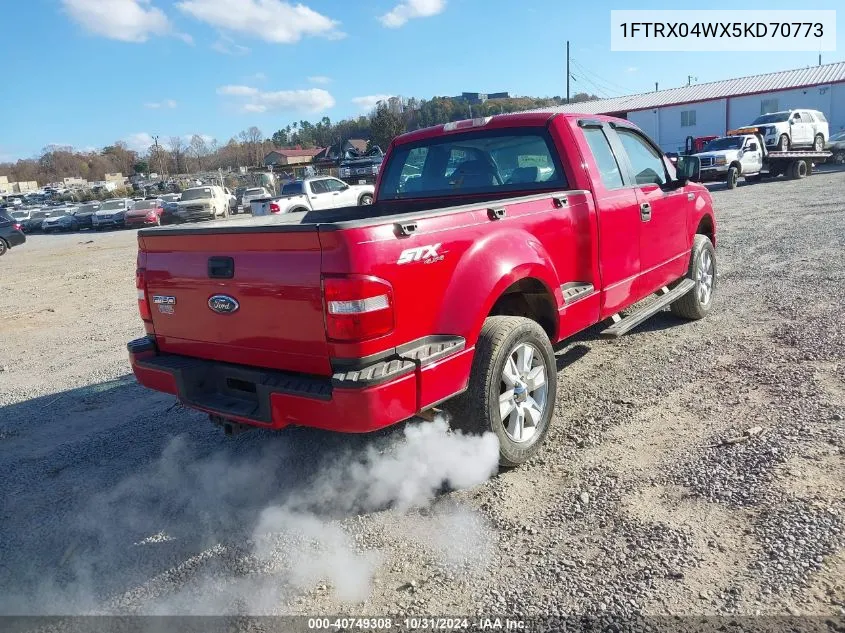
[819,53,822,66]
[655,82,659,92]
[687,75,697,86]
[152,135,166,177]
[566,40,570,104]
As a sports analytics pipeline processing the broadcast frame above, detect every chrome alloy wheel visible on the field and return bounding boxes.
[698,248,714,305]
[499,342,548,443]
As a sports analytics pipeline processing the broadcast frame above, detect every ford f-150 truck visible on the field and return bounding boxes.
[250,177,375,215]
[128,113,715,467]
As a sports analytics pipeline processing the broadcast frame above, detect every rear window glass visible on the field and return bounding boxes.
[378,128,567,200]
[245,188,265,196]
[181,188,213,200]
[132,200,158,210]
[281,182,304,195]
[100,200,126,210]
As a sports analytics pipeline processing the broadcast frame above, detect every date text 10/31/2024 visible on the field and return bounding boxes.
[307,617,527,630]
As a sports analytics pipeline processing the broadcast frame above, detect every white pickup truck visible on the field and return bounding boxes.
[694,129,831,189]
[250,176,374,216]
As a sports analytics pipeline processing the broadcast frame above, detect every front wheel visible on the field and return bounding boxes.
[446,316,556,468]
[670,234,716,321]
[778,134,790,152]
[726,166,739,189]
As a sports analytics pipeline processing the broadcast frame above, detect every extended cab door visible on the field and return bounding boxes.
[307,179,332,210]
[578,122,642,316]
[610,126,690,294]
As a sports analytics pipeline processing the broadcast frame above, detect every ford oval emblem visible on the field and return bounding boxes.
[208,294,240,314]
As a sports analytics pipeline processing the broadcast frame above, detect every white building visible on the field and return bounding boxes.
[532,61,845,153]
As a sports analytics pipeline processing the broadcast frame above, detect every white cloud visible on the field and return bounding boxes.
[217,85,259,96]
[379,0,445,28]
[61,0,189,43]
[626,67,638,73]
[177,0,343,43]
[124,132,155,153]
[144,99,178,109]
[211,35,250,55]
[218,85,335,114]
[352,94,394,111]
[308,75,331,85]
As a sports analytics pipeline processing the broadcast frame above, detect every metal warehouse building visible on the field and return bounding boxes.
[536,61,845,154]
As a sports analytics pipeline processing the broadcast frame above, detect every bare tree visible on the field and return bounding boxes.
[189,135,208,172]
[247,126,263,166]
[168,136,185,174]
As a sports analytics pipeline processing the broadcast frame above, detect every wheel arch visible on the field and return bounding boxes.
[695,213,715,247]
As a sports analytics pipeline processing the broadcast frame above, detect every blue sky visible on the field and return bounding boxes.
[0,0,842,161]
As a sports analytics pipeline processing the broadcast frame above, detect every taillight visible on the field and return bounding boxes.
[136,267,151,321]
[270,202,280,213]
[323,275,394,342]
[13,223,21,231]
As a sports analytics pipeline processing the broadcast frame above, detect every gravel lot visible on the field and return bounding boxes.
[0,168,843,624]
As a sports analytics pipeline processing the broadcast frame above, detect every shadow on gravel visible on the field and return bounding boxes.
[0,378,498,614]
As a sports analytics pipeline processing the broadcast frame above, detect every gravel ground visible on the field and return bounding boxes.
[0,168,843,625]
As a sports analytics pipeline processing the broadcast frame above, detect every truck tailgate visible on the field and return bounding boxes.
[138,230,330,376]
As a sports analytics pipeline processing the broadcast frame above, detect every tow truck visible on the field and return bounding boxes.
[695,126,832,189]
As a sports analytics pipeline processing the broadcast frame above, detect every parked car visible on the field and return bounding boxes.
[92,198,132,230]
[74,202,101,230]
[42,206,80,233]
[240,187,271,212]
[21,208,56,233]
[251,177,374,215]
[824,130,845,164]
[128,112,715,467]
[748,109,830,151]
[0,209,26,255]
[9,208,31,225]
[174,186,230,222]
[125,198,165,228]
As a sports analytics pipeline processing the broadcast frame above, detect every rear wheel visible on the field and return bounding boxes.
[813,134,825,152]
[0,238,7,256]
[359,194,374,206]
[446,316,556,468]
[789,159,808,180]
[671,234,716,321]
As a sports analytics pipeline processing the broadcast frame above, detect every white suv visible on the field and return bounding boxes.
[749,109,829,152]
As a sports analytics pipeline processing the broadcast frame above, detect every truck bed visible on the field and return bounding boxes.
[138,190,573,237]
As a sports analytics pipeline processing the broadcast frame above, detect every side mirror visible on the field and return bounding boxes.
[675,155,700,184]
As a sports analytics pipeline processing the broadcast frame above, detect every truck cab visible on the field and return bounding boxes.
[695,134,764,188]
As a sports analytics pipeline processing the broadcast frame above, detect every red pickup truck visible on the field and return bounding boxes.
[128,113,715,467]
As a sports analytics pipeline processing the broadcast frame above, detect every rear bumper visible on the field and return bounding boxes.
[4,230,26,247]
[127,335,472,433]
[125,216,158,227]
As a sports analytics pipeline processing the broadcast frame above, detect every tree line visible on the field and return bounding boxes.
[0,93,597,186]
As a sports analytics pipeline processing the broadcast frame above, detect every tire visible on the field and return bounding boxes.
[813,134,825,152]
[789,159,808,180]
[670,234,716,321]
[726,166,739,189]
[222,204,229,218]
[778,134,790,152]
[0,238,7,256]
[359,194,374,206]
[445,316,556,468]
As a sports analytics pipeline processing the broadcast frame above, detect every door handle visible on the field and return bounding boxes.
[687,193,695,202]
[640,202,652,222]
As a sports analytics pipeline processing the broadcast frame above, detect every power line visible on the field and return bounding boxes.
[569,73,611,99]
[570,58,634,96]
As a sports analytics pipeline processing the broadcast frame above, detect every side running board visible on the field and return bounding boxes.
[600,279,695,338]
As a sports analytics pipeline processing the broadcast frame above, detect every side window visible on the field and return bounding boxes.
[792,112,802,121]
[582,127,624,189]
[309,180,328,195]
[816,111,828,123]
[616,129,668,186]
[324,178,346,192]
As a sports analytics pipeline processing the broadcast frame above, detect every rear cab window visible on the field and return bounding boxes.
[379,128,567,200]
